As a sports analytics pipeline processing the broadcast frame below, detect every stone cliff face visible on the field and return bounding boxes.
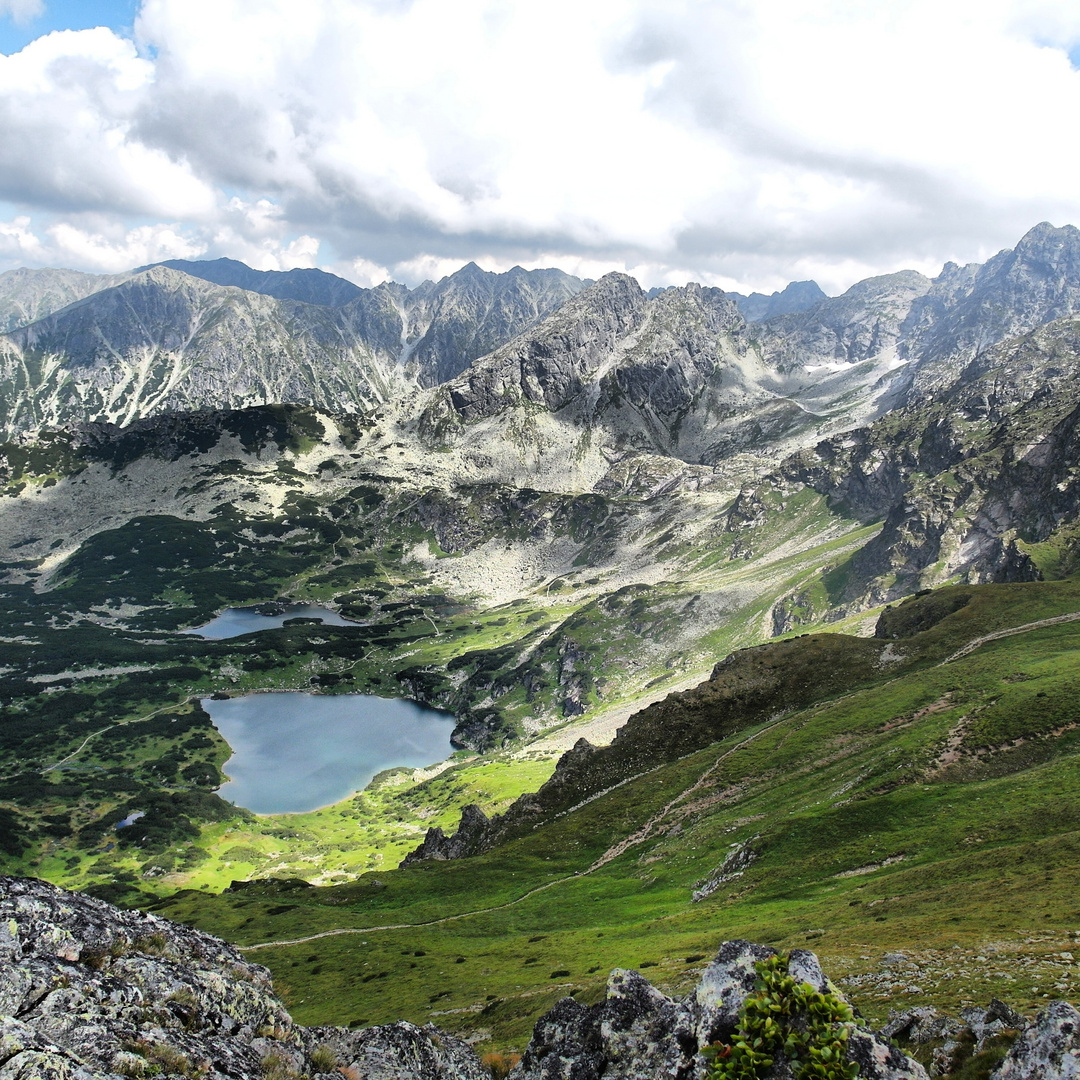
[404,225,1080,489]
[757,270,933,370]
[0,875,488,1080]
[401,263,586,386]
[777,313,1080,605]
[752,223,1080,397]
[901,222,1080,395]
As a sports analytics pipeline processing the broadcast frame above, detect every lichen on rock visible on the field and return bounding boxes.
[0,875,487,1080]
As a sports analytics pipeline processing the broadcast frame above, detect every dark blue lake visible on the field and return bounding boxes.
[203,693,457,814]
[185,604,357,639]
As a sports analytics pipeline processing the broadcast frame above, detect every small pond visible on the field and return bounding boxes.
[203,693,457,814]
[185,604,357,639]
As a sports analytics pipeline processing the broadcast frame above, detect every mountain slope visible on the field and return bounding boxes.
[0,266,132,333]
[153,577,1080,1054]
[0,267,409,434]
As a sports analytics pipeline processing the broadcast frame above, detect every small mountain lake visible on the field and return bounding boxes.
[203,693,458,814]
[185,604,357,639]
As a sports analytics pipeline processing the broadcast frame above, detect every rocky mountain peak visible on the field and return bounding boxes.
[978,221,1080,290]
[731,278,828,321]
[447,260,487,280]
[754,268,932,371]
[903,220,1080,393]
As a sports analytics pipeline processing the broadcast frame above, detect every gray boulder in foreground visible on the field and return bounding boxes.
[510,939,927,1080]
[992,1000,1080,1079]
[0,875,488,1080]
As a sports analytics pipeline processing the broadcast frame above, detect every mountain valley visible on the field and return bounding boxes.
[3,224,1080,1075]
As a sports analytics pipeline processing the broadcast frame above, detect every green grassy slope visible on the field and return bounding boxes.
[151,578,1080,1054]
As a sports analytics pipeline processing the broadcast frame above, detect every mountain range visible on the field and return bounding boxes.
[4,223,1080,475]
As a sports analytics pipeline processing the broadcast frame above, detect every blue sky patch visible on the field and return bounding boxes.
[0,0,139,55]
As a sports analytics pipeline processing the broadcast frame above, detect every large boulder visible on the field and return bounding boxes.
[991,1000,1080,1079]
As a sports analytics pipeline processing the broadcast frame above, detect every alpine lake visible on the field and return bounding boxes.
[188,606,458,814]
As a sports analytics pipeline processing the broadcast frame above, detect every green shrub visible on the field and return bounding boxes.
[704,954,857,1080]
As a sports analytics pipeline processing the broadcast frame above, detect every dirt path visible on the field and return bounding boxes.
[937,610,1080,666]
[239,712,791,952]
[40,698,196,773]
[41,726,117,773]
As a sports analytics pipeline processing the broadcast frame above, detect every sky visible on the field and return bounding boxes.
[1,1,1080,294]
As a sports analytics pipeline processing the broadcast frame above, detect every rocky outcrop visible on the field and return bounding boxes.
[992,1000,1080,1079]
[401,803,493,865]
[880,997,1080,1079]
[511,940,927,1080]
[0,875,487,1080]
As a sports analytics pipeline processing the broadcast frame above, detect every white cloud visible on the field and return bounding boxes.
[0,215,45,261]
[0,28,215,217]
[1,0,1080,291]
[336,256,391,289]
[0,0,44,26]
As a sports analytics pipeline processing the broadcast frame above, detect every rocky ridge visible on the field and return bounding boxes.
[728,280,828,322]
[0,874,489,1079]
[8,223,1080,495]
[400,272,903,490]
